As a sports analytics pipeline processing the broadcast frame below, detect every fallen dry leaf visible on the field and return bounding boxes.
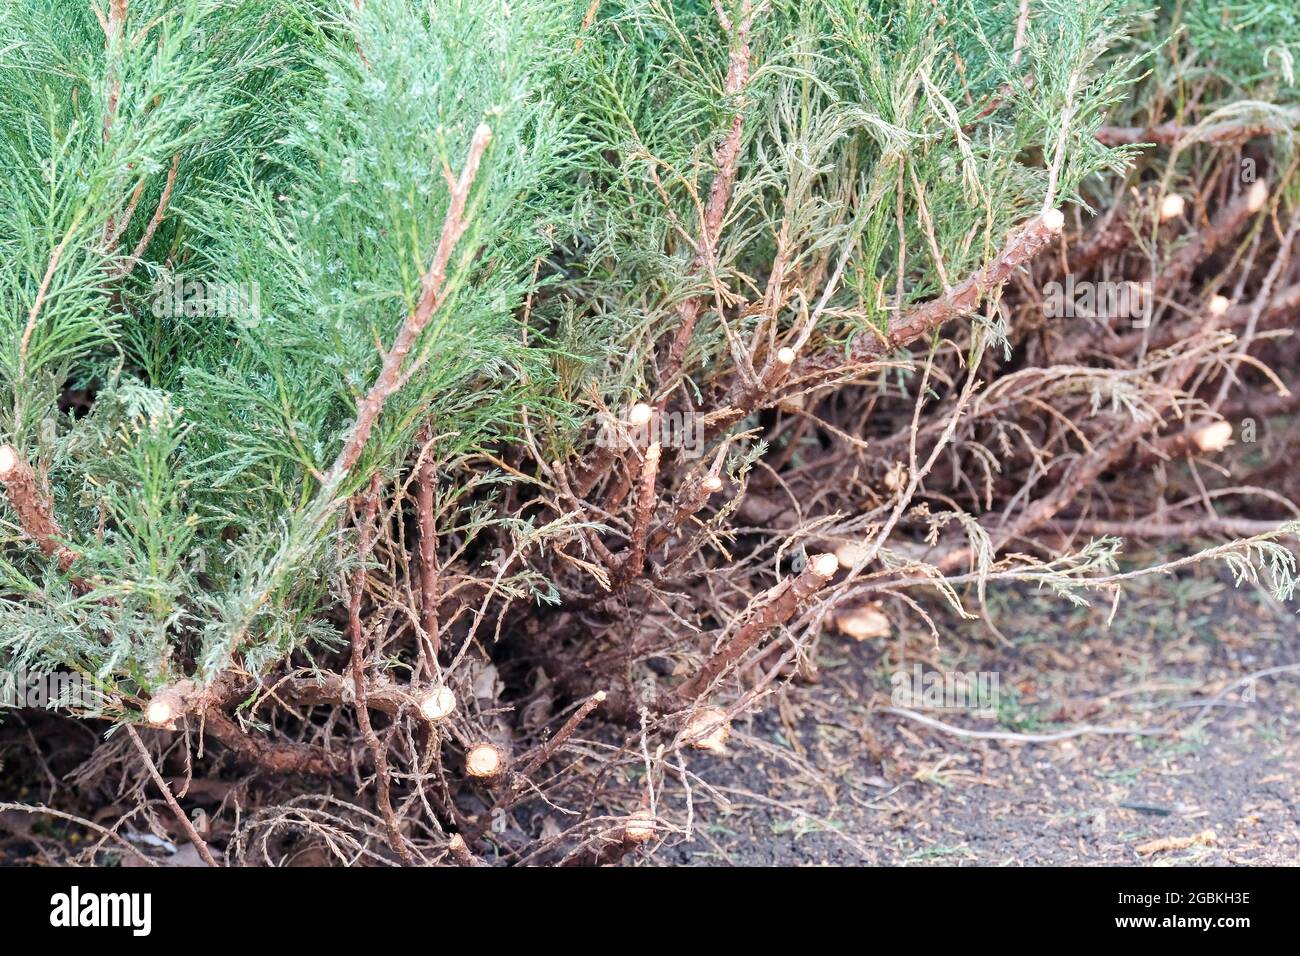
[835,603,890,641]
[1135,829,1217,856]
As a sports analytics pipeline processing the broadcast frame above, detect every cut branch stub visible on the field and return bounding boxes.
[145,680,196,729]
[682,706,732,753]
[0,445,79,573]
[466,742,506,782]
[419,685,457,721]
[648,471,723,550]
[665,552,839,706]
[617,441,661,583]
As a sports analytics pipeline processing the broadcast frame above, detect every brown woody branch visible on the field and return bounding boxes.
[201,705,345,777]
[1053,182,1272,364]
[702,211,1062,435]
[1155,181,1269,299]
[937,221,1257,574]
[1061,198,1139,276]
[615,441,661,584]
[647,472,723,551]
[177,127,494,729]
[447,834,484,866]
[790,211,1065,382]
[663,552,838,707]
[726,344,795,417]
[0,445,80,575]
[463,691,605,847]
[659,0,758,394]
[110,153,180,279]
[415,425,441,661]
[325,123,492,486]
[1094,118,1296,148]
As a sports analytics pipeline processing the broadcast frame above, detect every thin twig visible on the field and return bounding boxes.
[880,707,1170,743]
[349,474,416,865]
[124,725,220,867]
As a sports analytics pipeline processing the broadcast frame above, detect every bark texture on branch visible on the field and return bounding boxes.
[415,425,441,660]
[659,1,758,394]
[664,552,839,706]
[0,445,79,573]
[1095,119,1293,147]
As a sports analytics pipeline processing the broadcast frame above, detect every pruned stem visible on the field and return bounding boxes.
[647,472,722,550]
[795,211,1064,381]
[325,123,492,485]
[1156,181,1268,298]
[415,424,441,662]
[0,445,80,574]
[447,834,483,867]
[201,705,344,777]
[666,552,839,706]
[464,691,605,846]
[616,442,660,583]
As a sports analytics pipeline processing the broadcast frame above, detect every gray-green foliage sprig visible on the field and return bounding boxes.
[0,0,577,694]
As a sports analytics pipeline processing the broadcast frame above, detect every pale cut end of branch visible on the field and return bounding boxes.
[419,685,457,721]
[624,810,658,843]
[1159,193,1186,221]
[145,680,195,729]
[0,445,15,479]
[1208,294,1230,316]
[466,742,504,780]
[683,707,731,753]
[833,540,868,568]
[615,439,662,584]
[628,402,654,427]
[1248,181,1269,212]
[145,698,175,728]
[810,552,840,579]
[1192,421,1234,454]
[701,474,723,494]
[1041,207,1065,232]
[447,833,483,866]
[758,345,798,394]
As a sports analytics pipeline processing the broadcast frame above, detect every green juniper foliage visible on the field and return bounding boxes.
[0,0,1295,723]
[555,0,1140,405]
[0,0,572,702]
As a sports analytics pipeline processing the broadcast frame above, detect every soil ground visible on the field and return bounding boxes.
[652,564,1299,866]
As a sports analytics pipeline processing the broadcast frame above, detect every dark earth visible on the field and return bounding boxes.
[653,569,1298,865]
